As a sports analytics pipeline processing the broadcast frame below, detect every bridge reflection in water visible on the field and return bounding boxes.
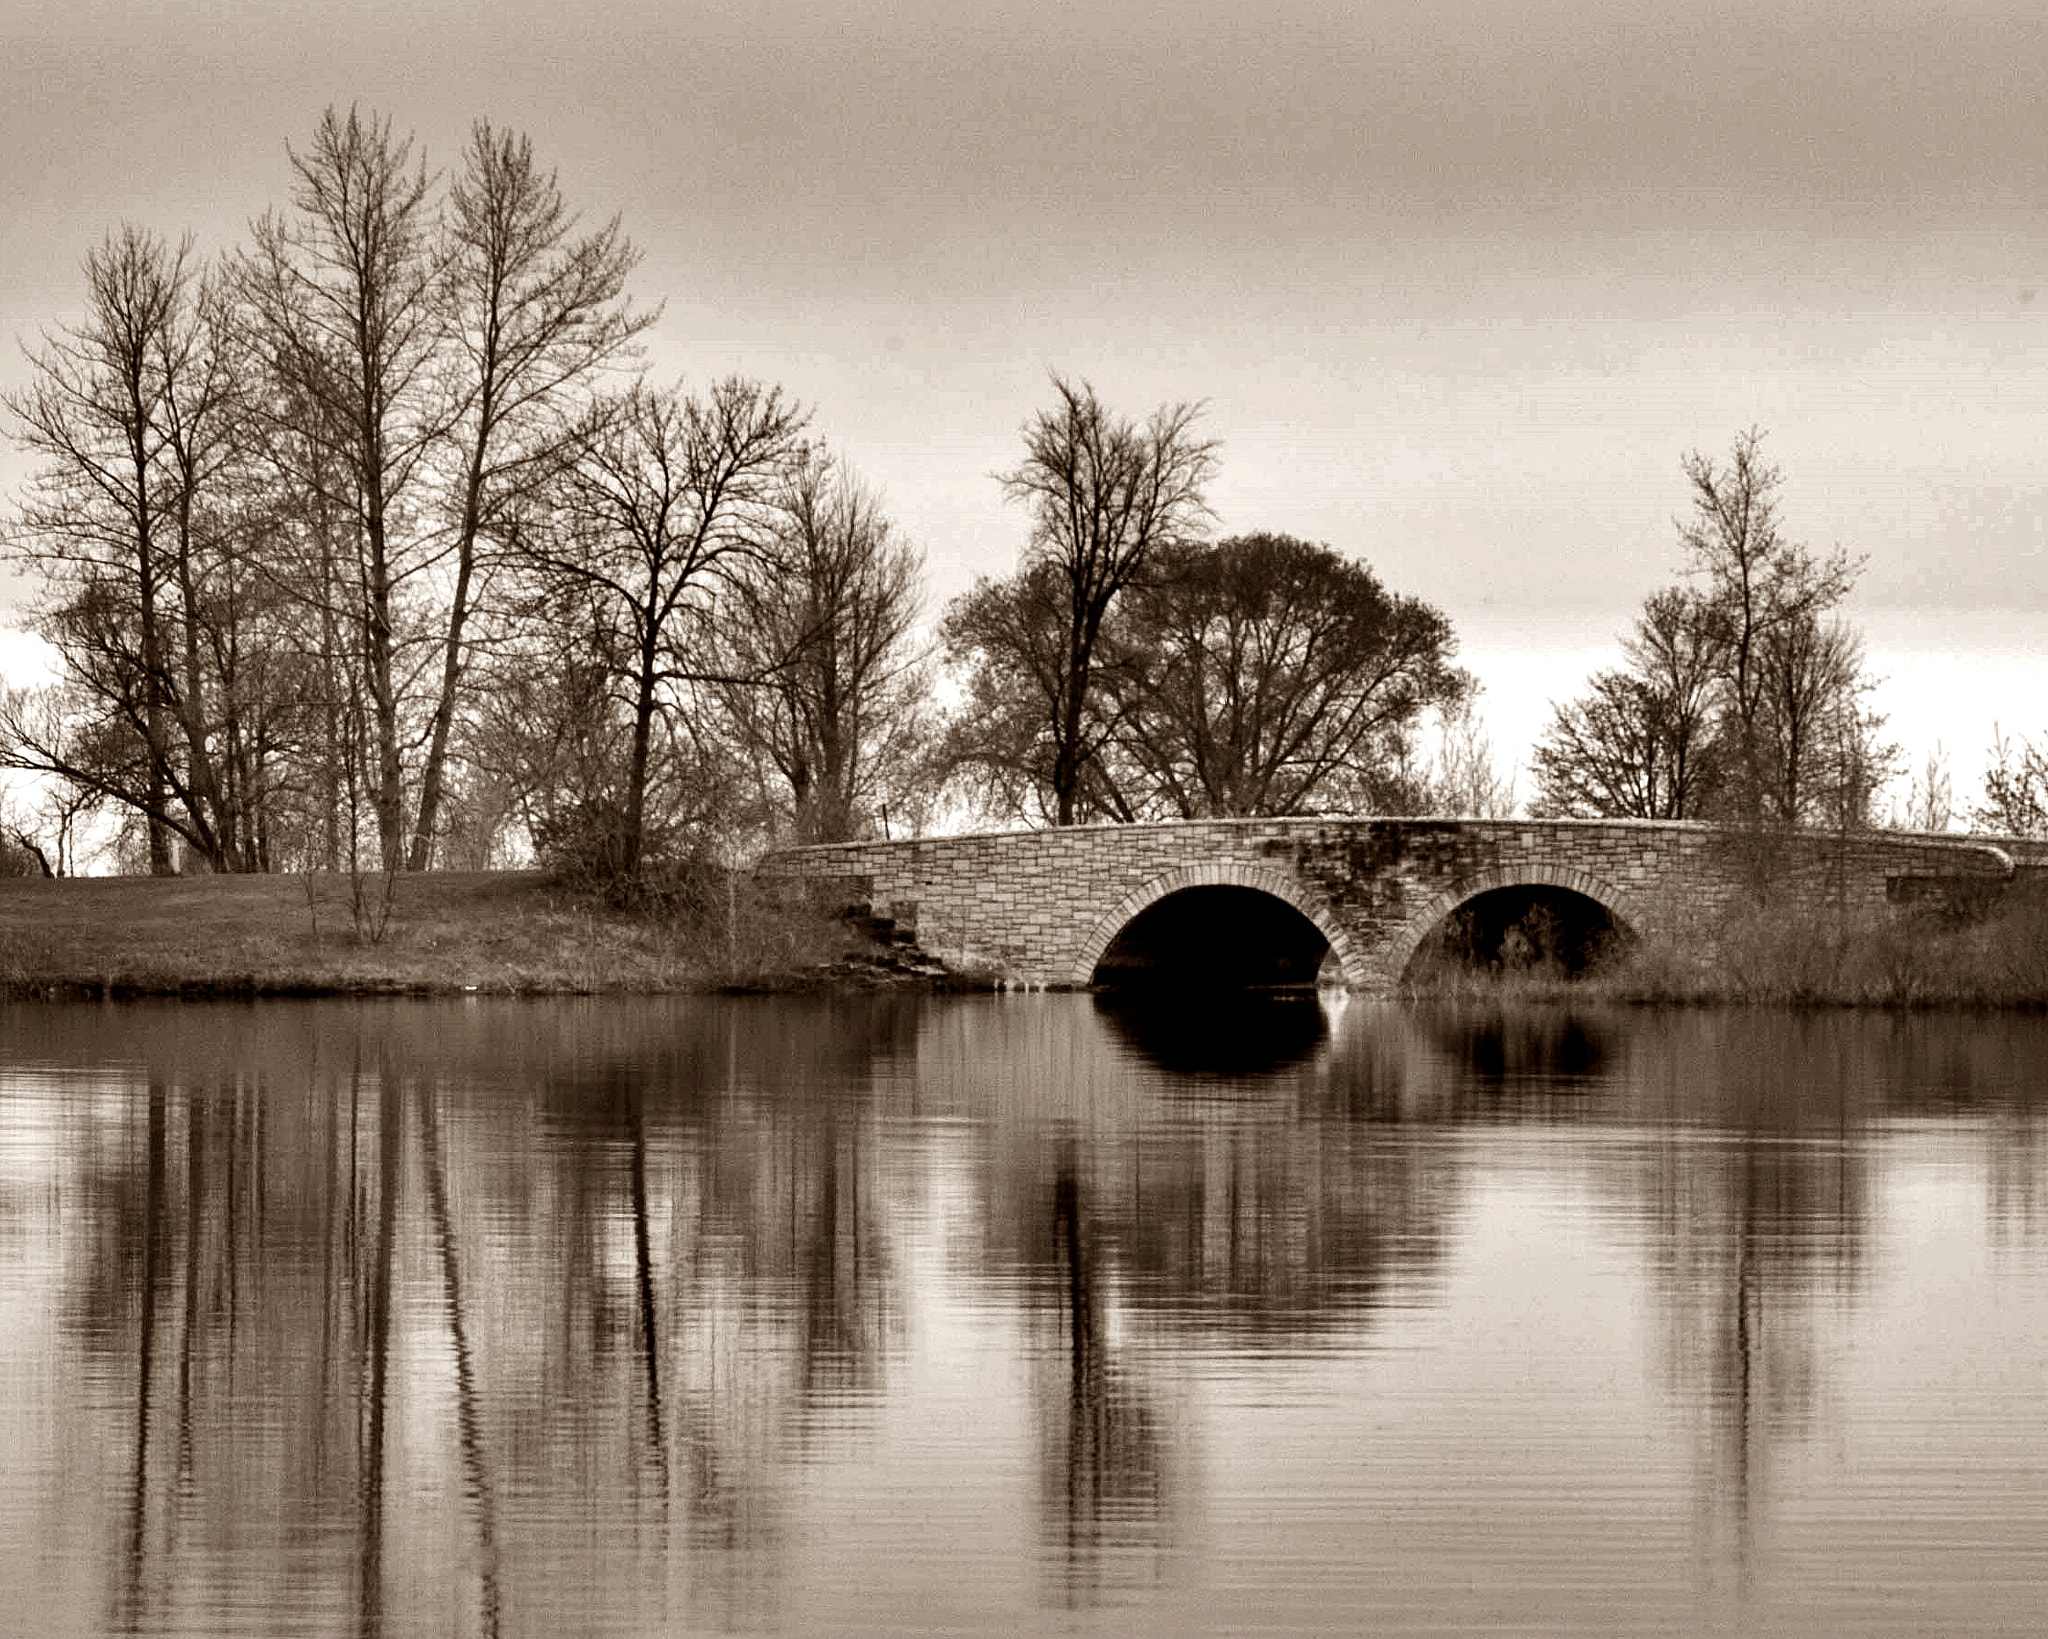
[1094,989,1328,1075]
[11,998,2048,1637]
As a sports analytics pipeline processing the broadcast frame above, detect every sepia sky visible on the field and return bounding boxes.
[3,0,2045,799]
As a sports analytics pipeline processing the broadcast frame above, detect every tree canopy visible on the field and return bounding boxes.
[944,531,1467,822]
[1,108,918,884]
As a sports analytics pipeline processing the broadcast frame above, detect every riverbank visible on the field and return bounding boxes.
[1405,878,2048,1008]
[0,870,922,998]
[8,866,2045,1006]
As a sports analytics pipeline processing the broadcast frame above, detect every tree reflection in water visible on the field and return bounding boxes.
[419,1080,504,1638]
[115,1077,165,1639]
[1037,1142,1168,1604]
[13,997,2048,1637]
[1636,1013,1870,1592]
[358,1062,401,1639]
[519,999,907,1627]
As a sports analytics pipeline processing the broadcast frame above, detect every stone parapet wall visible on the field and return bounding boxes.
[1980,834,2048,870]
[759,819,2014,991]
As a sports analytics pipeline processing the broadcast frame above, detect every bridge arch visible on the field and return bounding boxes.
[1071,862,1368,988]
[1381,863,1648,986]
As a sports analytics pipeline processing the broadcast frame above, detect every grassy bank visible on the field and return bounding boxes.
[1406,879,2048,1009]
[0,869,892,998]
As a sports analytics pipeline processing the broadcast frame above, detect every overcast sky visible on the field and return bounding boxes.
[4,0,2044,805]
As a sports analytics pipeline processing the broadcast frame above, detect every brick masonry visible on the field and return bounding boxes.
[758,818,2020,992]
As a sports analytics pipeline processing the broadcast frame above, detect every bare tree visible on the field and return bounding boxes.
[711,450,930,843]
[1975,727,2048,837]
[1532,588,1726,820]
[938,563,1083,824]
[992,375,1218,825]
[241,105,446,869]
[1889,744,1954,833]
[4,227,189,868]
[1677,428,1859,822]
[7,111,656,876]
[405,122,651,869]
[1,228,279,870]
[459,602,635,866]
[1531,671,1684,820]
[515,379,807,882]
[142,259,245,863]
[1754,608,1892,828]
[1533,433,1883,834]
[1405,697,1518,819]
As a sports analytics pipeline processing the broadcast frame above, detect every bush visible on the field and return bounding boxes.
[531,797,640,890]
[0,832,46,878]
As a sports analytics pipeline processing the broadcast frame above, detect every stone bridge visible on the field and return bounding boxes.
[758,818,2028,992]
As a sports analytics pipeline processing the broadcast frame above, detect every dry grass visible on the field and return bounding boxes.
[0,869,872,997]
[1405,881,2048,1010]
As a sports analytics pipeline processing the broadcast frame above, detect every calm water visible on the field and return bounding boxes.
[2,994,2047,1638]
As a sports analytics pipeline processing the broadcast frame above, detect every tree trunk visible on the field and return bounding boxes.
[620,627,660,881]
[1053,631,1092,827]
[169,490,232,870]
[318,526,343,872]
[407,423,490,872]
[136,526,177,875]
[365,539,406,872]
[406,540,473,872]
[360,439,407,870]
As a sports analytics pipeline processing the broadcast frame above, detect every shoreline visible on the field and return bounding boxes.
[1,868,2042,1010]
[0,868,950,1001]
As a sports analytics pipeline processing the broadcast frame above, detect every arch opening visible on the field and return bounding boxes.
[1090,885,1331,990]
[1405,884,1629,982]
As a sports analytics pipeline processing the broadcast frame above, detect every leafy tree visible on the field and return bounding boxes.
[1095,532,1468,817]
